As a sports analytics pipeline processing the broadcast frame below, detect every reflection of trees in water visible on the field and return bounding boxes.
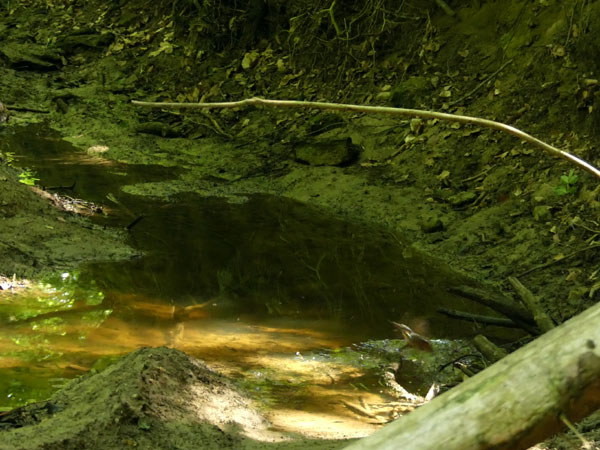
[229,227,406,323]
[242,228,382,321]
[81,196,469,328]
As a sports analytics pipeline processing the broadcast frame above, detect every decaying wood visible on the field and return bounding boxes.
[344,301,600,450]
[447,285,538,335]
[508,276,555,333]
[131,97,600,179]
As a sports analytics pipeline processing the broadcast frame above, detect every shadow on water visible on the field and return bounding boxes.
[85,193,480,336]
[0,124,182,203]
[2,124,484,336]
[0,125,500,432]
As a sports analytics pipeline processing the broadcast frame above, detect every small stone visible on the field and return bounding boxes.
[448,191,477,207]
[0,42,62,70]
[421,216,445,233]
[533,205,552,222]
[390,76,431,108]
[294,138,360,167]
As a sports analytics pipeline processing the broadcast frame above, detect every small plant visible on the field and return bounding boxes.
[18,169,39,186]
[554,169,578,196]
[1,151,15,165]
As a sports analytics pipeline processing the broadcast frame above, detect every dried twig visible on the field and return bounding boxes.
[449,59,513,106]
[131,97,600,179]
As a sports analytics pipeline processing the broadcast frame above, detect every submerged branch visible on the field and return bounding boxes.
[447,285,538,335]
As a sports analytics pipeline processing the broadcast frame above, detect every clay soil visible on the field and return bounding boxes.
[2,0,600,448]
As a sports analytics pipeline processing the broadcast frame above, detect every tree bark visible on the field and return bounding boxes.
[344,302,600,450]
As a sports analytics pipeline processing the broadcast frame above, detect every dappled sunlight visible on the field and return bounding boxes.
[174,319,350,357]
[267,408,380,439]
[0,132,484,436]
[0,284,392,435]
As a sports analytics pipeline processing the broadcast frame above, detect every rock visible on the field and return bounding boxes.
[55,32,115,54]
[0,42,62,70]
[447,191,477,208]
[533,205,552,222]
[421,216,445,233]
[390,76,432,108]
[294,137,360,167]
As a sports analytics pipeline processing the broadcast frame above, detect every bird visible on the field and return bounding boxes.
[390,321,433,353]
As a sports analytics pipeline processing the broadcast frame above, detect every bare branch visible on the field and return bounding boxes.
[131,97,600,179]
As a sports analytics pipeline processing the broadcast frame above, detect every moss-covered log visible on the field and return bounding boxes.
[345,301,600,450]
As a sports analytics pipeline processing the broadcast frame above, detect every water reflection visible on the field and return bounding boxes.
[0,124,181,205]
[84,193,480,337]
[0,124,497,435]
[1,124,482,335]
[0,282,387,437]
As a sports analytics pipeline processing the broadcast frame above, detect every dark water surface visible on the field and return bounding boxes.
[0,125,488,422]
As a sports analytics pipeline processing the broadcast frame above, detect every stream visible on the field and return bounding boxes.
[0,124,496,436]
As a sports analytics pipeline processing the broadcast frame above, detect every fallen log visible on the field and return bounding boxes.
[344,301,600,450]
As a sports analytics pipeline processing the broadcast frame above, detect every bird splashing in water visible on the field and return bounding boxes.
[390,321,433,353]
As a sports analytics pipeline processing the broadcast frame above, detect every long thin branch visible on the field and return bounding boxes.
[437,307,520,328]
[447,285,538,335]
[131,97,600,179]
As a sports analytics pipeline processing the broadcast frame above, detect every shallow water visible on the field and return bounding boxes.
[0,125,494,433]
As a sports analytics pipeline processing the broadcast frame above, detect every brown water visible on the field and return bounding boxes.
[0,125,493,435]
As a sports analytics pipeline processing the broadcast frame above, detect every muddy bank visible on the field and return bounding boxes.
[0,163,136,278]
[0,347,349,450]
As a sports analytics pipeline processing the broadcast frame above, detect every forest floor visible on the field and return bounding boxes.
[1,0,600,448]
